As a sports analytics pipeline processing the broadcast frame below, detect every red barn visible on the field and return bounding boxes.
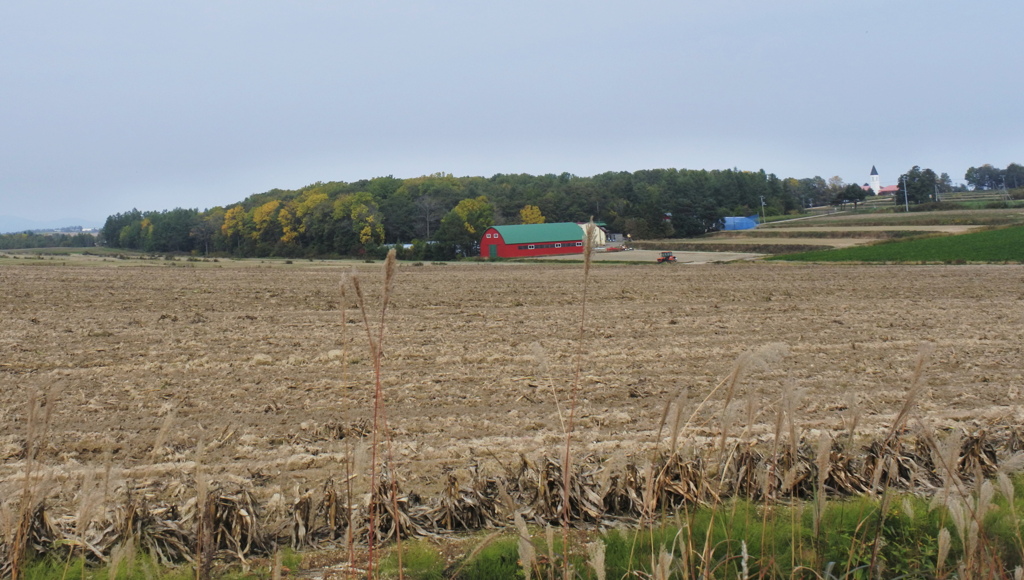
[481,223,586,259]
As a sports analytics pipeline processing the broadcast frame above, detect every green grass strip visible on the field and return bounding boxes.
[448,486,1024,579]
[767,225,1024,263]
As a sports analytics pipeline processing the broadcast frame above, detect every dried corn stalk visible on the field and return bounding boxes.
[426,471,500,531]
[369,470,430,542]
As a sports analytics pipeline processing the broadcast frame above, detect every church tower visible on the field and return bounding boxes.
[869,166,881,195]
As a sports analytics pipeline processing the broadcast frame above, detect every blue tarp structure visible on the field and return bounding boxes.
[722,215,760,230]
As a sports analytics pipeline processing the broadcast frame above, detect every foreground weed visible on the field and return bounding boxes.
[560,221,598,579]
[20,552,194,580]
[454,538,522,580]
[348,250,399,579]
[462,493,996,579]
[379,539,444,580]
[12,388,57,580]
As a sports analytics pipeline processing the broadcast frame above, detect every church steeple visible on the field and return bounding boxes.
[869,166,881,194]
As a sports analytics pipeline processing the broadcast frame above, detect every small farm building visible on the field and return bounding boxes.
[481,223,594,258]
[582,222,608,246]
[722,215,760,231]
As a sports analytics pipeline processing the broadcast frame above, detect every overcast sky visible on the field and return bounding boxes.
[2,1,1021,228]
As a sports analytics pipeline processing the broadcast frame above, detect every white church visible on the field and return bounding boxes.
[863,166,901,195]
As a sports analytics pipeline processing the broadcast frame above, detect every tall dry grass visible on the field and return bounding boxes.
[346,249,399,579]
[9,387,57,580]
[558,220,598,579]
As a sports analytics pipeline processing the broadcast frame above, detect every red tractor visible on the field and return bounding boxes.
[657,251,677,264]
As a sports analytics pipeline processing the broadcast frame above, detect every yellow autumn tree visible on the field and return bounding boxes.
[139,217,154,249]
[334,192,385,246]
[251,200,281,241]
[277,190,330,245]
[221,205,246,238]
[519,205,545,224]
[358,215,384,245]
[278,203,300,244]
[296,191,328,219]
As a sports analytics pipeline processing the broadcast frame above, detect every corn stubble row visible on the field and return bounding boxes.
[0,425,1013,574]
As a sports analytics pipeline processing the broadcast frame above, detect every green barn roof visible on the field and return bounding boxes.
[491,223,583,244]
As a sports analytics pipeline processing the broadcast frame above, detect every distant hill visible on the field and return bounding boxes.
[0,215,101,235]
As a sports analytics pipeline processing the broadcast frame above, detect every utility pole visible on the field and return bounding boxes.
[902,175,910,212]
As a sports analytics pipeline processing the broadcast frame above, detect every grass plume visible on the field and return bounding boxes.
[347,249,399,578]
[559,219,598,578]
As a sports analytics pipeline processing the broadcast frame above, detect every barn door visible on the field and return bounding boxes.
[488,245,497,258]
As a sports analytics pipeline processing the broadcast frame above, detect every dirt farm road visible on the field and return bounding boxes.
[541,249,765,263]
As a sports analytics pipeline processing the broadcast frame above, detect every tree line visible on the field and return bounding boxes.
[896,163,1023,204]
[0,231,96,250]
[90,164,1019,258]
[964,163,1024,191]
[99,169,803,258]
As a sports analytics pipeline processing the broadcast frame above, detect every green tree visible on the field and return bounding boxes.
[836,184,867,209]
[192,207,224,255]
[622,217,652,239]
[898,166,938,204]
[435,196,494,256]
[118,220,144,249]
[801,176,829,207]
[367,175,404,200]
[965,164,1002,191]
[389,174,464,240]
[1004,163,1023,189]
[101,209,142,248]
[937,173,954,194]
[0,232,95,250]
[145,208,199,252]
[825,176,846,202]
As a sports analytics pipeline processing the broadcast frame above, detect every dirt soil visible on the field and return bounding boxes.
[1,258,1023,509]
[545,249,764,263]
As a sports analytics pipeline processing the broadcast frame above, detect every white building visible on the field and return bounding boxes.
[864,166,900,196]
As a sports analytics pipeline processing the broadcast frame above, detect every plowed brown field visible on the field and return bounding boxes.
[2,259,1022,507]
